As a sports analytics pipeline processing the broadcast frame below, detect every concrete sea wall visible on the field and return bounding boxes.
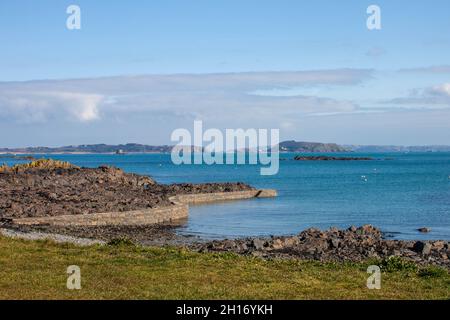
[12,189,277,226]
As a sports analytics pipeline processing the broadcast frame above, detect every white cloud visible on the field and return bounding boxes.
[387,83,450,107]
[0,70,372,124]
[430,83,450,96]
[0,91,103,123]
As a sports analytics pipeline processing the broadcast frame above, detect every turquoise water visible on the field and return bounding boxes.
[3,153,450,240]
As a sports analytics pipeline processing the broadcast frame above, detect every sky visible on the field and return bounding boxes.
[0,0,449,147]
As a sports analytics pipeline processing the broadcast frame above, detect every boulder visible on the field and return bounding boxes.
[330,238,340,249]
[357,224,381,236]
[271,239,284,250]
[432,241,445,251]
[252,239,266,250]
[282,237,299,247]
[413,241,432,255]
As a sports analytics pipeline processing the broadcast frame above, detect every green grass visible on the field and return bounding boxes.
[0,235,448,300]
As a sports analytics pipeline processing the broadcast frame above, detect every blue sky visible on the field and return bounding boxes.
[0,0,449,146]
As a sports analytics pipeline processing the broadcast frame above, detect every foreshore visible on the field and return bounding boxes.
[1,159,449,270]
[5,222,449,269]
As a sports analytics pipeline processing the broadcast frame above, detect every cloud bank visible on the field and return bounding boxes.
[1,69,449,146]
[0,69,372,124]
[387,83,450,108]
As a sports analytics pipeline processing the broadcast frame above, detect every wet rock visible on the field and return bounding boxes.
[417,227,431,233]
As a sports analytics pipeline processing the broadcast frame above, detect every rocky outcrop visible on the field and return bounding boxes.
[0,161,254,218]
[0,159,77,173]
[195,225,450,268]
[279,141,348,152]
[0,154,36,161]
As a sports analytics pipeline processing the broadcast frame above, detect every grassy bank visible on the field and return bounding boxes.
[0,235,448,299]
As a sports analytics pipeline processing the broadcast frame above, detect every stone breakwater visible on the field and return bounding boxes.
[10,189,277,227]
[0,160,258,219]
[194,225,450,268]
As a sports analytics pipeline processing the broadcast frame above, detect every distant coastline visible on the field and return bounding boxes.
[0,151,171,155]
[1,140,450,154]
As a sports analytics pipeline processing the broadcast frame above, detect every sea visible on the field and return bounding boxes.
[3,152,450,240]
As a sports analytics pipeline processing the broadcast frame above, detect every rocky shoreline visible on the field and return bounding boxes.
[0,159,253,219]
[194,225,450,268]
[5,223,449,269]
[1,159,449,270]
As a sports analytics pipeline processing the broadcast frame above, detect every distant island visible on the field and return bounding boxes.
[344,145,450,153]
[0,143,174,154]
[279,141,450,153]
[294,155,373,161]
[279,141,347,152]
[1,141,450,154]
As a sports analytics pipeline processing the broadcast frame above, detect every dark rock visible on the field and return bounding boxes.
[330,238,340,249]
[16,220,450,269]
[191,225,450,268]
[0,163,253,218]
[417,227,431,233]
[413,241,432,255]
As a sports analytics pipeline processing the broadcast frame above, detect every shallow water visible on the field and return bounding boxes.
[4,152,450,240]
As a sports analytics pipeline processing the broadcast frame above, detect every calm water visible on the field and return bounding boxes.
[4,153,450,240]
